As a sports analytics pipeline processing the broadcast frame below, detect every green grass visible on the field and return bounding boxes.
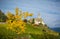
[25,23,43,35]
[0,24,17,39]
[0,23,60,39]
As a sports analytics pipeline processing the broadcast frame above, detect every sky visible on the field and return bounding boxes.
[0,0,60,28]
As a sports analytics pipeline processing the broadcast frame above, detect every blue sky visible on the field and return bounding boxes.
[0,0,60,28]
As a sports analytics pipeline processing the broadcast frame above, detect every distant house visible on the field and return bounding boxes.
[29,13,45,25]
[34,18,45,25]
[34,13,45,25]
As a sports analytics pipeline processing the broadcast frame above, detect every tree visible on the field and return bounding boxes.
[0,10,7,22]
[6,8,34,34]
[32,18,35,24]
[6,11,15,20]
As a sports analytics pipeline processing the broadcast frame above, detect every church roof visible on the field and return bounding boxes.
[35,18,43,22]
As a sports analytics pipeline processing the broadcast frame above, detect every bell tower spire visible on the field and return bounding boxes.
[38,13,41,18]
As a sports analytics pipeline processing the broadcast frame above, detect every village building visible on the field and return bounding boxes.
[34,13,45,25]
[29,13,45,25]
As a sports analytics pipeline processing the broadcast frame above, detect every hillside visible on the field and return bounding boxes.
[0,8,60,39]
[0,23,60,39]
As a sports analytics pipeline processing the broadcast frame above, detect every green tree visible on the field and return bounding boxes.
[32,18,35,24]
[0,10,7,22]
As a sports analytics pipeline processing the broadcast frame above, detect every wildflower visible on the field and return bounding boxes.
[9,26,13,30]
[17,32,21,34]
[21,29,25,32]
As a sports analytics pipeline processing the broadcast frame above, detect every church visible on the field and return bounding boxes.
[29,13,45,25]
[34,13,45,25]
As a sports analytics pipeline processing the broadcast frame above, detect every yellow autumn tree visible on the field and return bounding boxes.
[6,11,14,20]
[23,12,33,19]
[6,7,33,34]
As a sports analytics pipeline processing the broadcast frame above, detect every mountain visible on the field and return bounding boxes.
[51,27,60,32]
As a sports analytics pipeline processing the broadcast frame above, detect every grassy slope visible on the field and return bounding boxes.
[0,24,18,39]
[0,23,60,39]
